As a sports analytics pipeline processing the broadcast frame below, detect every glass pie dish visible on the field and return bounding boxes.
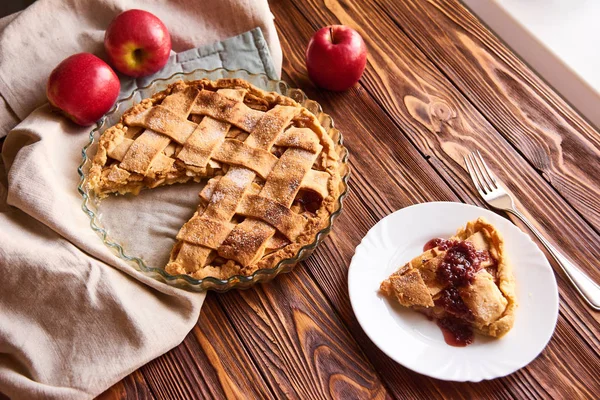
[78,68,350,292]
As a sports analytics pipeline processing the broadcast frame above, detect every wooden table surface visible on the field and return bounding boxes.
[99,0,600,398]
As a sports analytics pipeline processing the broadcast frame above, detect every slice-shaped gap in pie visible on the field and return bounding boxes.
[380,218,517,346]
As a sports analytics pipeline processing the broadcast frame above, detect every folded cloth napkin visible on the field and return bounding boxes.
[0,1,281,399]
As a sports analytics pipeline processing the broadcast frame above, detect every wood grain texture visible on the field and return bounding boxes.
[137,296,275,400]
[191,298,275,399]
[98,293,276,399]
[103,0,600,398]
[274,0,600,397]
[215,266,389,400]
[97,370,154,400]
[376,0,600,232]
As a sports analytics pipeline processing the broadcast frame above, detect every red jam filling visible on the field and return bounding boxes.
[295,190,322,214]
[424,237,493,347]
[437,240,486,287]
[437,317,474,347]
[435,287,474,321]
[423,238,457,251]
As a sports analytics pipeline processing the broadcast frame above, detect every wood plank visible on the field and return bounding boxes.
[272,3,520,398]
[138,295,275,399]
[215,267,391,400]
[272,0,600,396]
[97,370,154,400]
[191,298,275,399]
[376,0,600,232]
[138,276,390,399]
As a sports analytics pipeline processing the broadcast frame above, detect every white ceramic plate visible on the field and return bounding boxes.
[348,202,559,381]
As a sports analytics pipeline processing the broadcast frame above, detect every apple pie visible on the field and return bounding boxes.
[380,218,517,346]
[88,78,345,280]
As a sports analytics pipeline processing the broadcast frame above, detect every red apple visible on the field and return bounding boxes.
[104,9,171,77]
[305,25,367,91]
[46,53,120,126]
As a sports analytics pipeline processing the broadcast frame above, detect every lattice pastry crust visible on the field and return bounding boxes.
[88,78,343,279]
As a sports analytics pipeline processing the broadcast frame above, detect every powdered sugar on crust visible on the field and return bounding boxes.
[226,167,252,188]
[88,78,344,282]
[209,190,225,204]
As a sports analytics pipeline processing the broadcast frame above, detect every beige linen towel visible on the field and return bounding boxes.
[0,0,282,124]
[0,1,282,399]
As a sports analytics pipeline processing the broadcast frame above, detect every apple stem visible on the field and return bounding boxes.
[329,26,336,44]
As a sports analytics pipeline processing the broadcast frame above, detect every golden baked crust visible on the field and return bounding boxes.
[88,78,343,280]
[380,218,517,339]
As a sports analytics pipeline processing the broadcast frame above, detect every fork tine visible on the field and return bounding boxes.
[468,152,491,193]
[464,154,485,194]
[475,150,498,188]
[474,150,497,190]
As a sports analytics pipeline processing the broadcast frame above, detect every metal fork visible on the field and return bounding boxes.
[464,151,600,311]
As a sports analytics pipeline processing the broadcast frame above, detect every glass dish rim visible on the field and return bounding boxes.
[77,67,350,290]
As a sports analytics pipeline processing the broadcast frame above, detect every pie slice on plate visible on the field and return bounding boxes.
[380,218,517,346]
[88,78,344,281]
